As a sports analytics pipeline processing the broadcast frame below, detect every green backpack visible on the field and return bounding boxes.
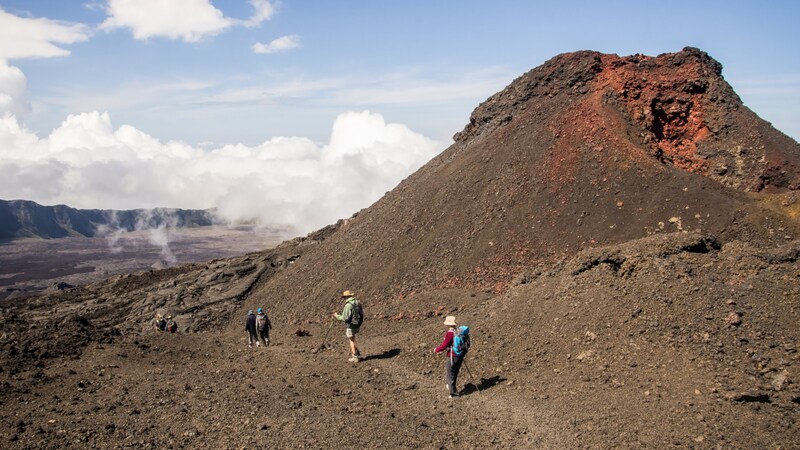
[346,300,364,327]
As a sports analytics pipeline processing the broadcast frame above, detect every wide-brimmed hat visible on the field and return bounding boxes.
[443,316,457,326]
[342,290,354,297]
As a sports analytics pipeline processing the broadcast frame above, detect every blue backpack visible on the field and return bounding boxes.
[452,325,470,356]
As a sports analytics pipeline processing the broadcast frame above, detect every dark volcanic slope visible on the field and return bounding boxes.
[252,47,800,321]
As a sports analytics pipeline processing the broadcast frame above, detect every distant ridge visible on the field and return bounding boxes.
[0,199,216,240]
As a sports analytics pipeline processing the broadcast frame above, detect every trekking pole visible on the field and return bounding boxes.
[319,317,335,350]
[462,357,483,395]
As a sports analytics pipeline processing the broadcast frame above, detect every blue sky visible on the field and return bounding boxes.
[0,1,798,232]
[3,0,799,144]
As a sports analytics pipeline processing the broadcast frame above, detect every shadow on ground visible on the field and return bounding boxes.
[364,348,401,361]
[462,375,507,396]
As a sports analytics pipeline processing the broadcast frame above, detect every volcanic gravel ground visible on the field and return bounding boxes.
[0,313,567,449]
[1,232,797,449]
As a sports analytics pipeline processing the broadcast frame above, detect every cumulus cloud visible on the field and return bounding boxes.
[240,0,276,27]
[0,61,30,118]
[252,35,300,54]
[0,110,443,235]
[100,0,231,42]
[0,8,89,59]
[100,0,278,42]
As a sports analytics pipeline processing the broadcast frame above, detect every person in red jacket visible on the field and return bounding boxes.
[433,315,462,398]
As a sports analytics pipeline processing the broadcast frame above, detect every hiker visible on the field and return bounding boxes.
[245,310,258,348]
[332,290,363,362]
[255,307,271,347]
[433,316,465,398]
[154,313,167,332]
[165,315,178,333]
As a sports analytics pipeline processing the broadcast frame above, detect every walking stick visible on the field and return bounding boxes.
[462,357,483,395]
[319,317,335,350]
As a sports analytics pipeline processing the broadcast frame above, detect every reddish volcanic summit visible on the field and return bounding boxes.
[458,47,800,192]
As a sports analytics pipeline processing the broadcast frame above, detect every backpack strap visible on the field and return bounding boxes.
[446,329,455,358]
[449,328,456,364]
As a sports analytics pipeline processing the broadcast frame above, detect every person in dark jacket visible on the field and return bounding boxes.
[153,313,167,332]
[433,315,462,398]
[245,310,258,348]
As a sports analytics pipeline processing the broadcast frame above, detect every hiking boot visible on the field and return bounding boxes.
[449,392,460,398]
[348,356,359,363]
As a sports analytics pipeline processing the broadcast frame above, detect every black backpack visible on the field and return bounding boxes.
[346,300,364,327]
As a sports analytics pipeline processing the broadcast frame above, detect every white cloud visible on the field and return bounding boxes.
[252,35,300,54]
[100,0,232,42]
[0,8,90,60]
[240,0,276,27]
[0,110,444,234]
[100,0,279,42]
[0,61,30,118]
[0,113,42,154]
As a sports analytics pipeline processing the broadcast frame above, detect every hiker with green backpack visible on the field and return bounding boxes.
[433,315,470,398]
[332,290,364,362]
